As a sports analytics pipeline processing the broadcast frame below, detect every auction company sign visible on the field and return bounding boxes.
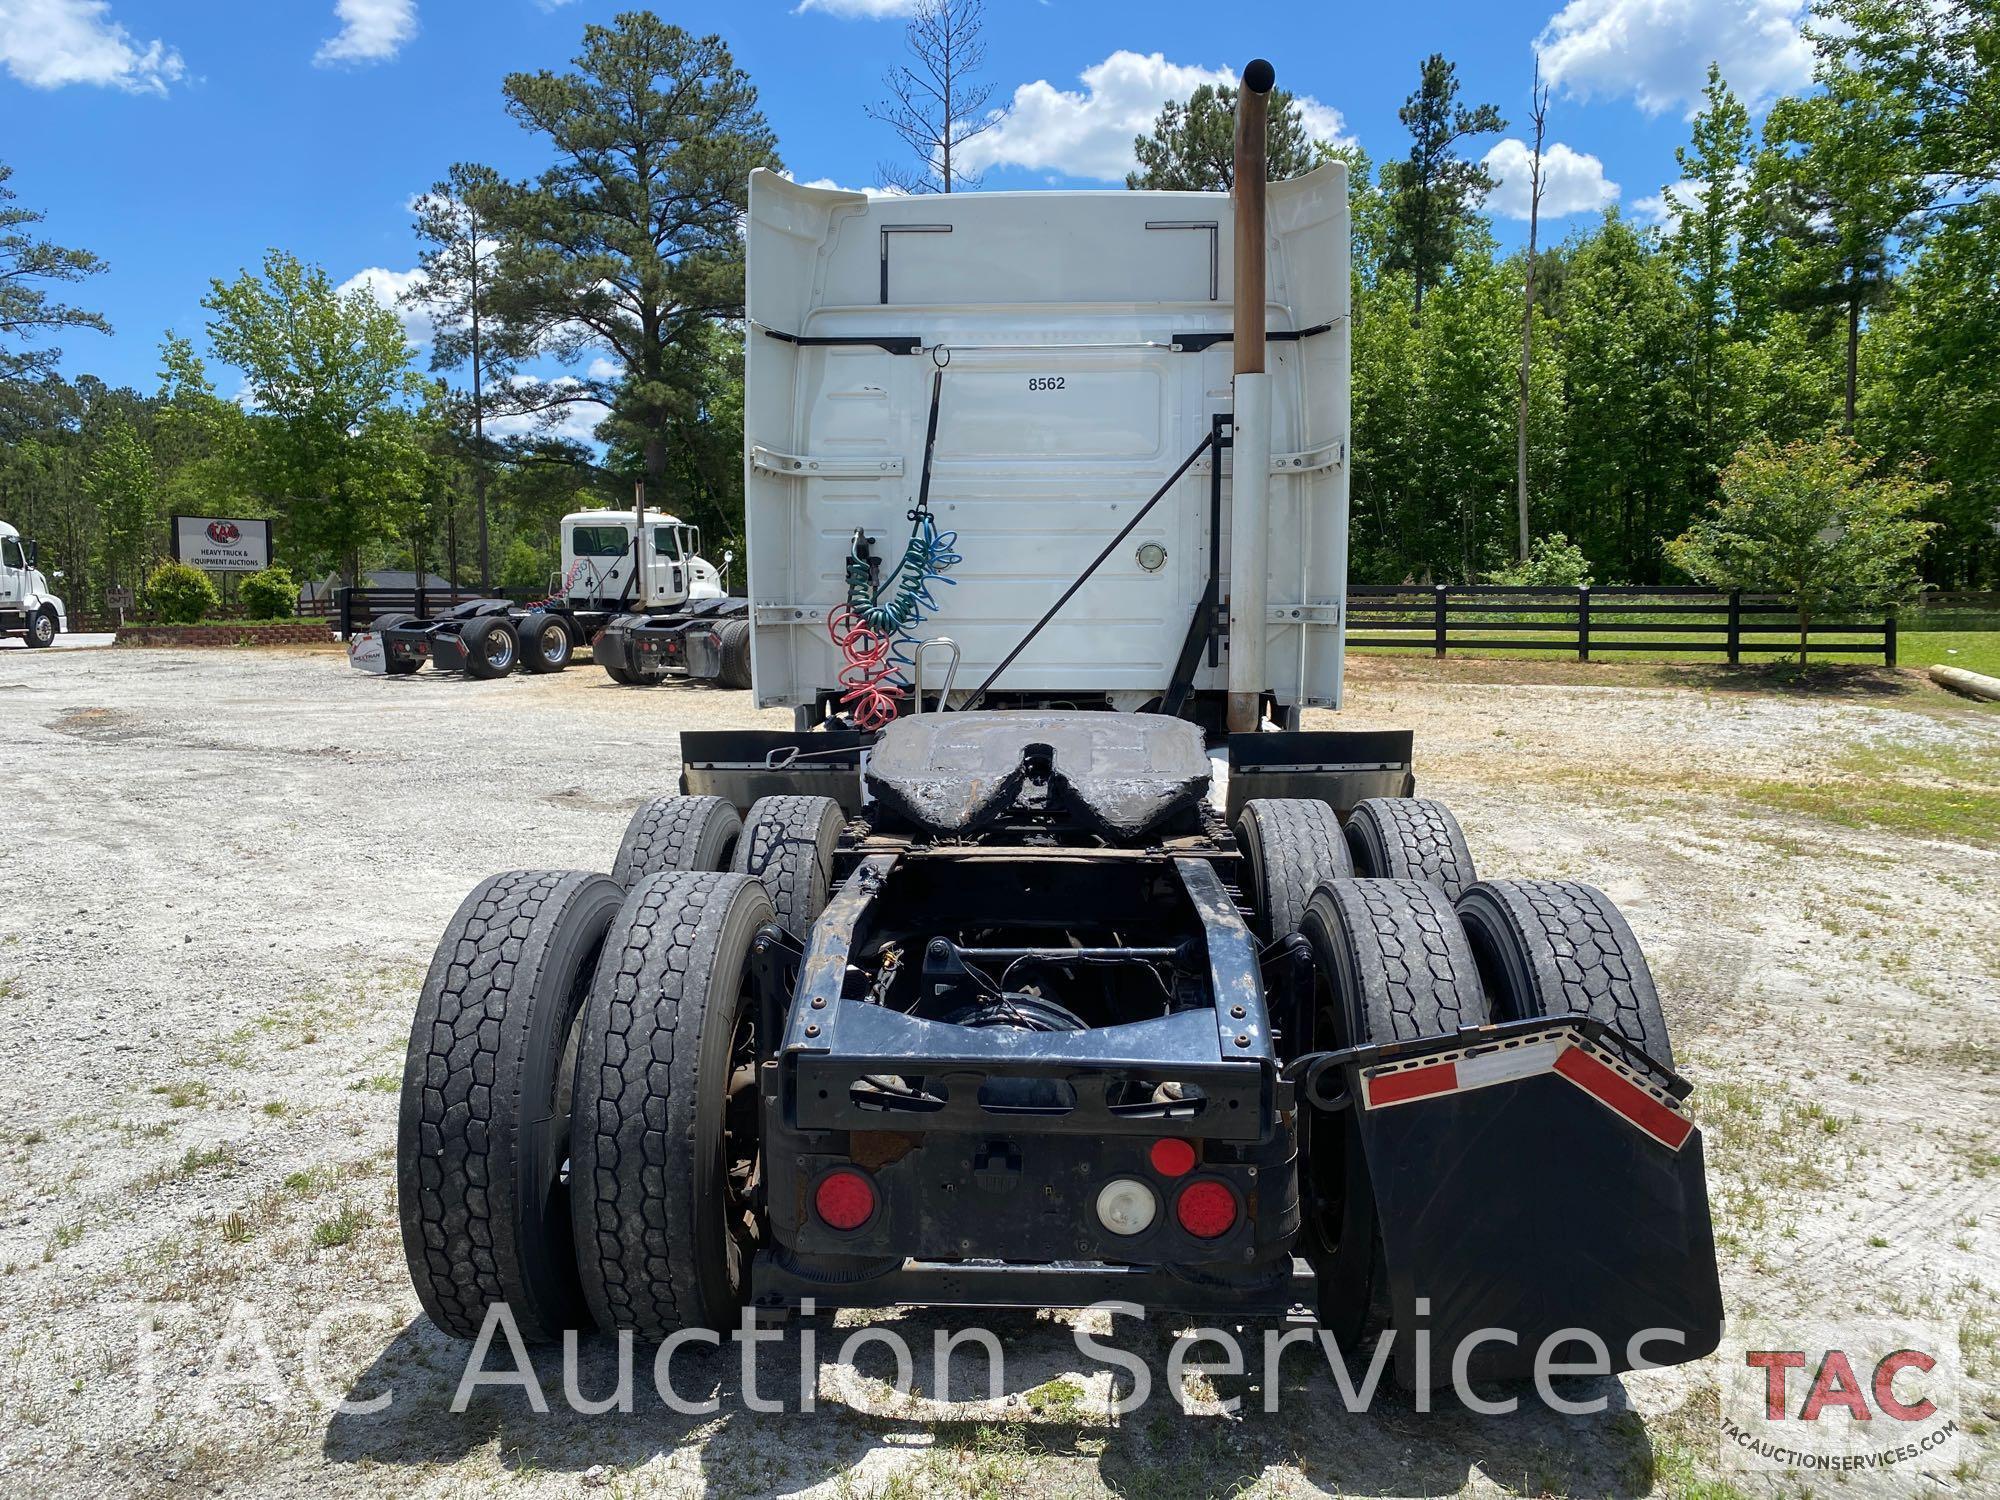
[172,515,272,573]
[1719,1318,1963,1493]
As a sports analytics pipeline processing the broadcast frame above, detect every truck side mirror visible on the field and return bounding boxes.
[24,540,37,567]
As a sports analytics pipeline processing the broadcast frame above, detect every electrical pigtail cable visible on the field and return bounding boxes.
[827,368,961,730]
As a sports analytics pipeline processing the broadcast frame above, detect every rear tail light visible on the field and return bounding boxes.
[1148,1138,1196,1177]
[1095,1178,1158,1236]
[814,1168,877,1231]
[1174,1179,1238,1239]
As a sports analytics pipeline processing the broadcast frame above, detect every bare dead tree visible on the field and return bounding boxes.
[864,0,1006,193]
[1514,58,1550,563]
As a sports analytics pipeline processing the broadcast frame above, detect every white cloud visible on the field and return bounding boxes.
[1483,139,1620,219]
[338,265,433,346]
[798,176,908,198]
[316,0,417,67]
[1536,0,1814,117]
[793,0,919,16]
[1635,178,1699,231]
[958,50,1353,184]
[0,0,184,94]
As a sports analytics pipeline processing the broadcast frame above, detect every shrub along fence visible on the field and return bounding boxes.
[1348,585,1898,665]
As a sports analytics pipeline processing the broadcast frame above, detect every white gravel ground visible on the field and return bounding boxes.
[0,645,1994,1499]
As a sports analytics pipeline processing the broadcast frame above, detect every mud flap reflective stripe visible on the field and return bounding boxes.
[1363,1036,1692,1150]
[1344,1036,1723,1387]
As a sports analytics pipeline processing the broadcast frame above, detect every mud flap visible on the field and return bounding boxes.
[1310,1020,1724,1387]
[346,632,386,674]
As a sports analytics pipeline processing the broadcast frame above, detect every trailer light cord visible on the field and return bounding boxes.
[826,370,960,730]
[527,559,593,612]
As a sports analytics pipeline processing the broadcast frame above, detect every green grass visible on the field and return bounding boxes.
[310,1204,370,1249]
[1739,738,2000,849]
[1905,630,2000,678]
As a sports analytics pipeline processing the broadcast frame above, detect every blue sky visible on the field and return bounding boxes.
[0,0,1820,418]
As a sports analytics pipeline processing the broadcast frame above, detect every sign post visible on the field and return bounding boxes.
[171,517,272,573]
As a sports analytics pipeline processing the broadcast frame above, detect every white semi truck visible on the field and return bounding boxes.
[397,64,1724,1385]
[0,521,67,648]
[352,507,750,685]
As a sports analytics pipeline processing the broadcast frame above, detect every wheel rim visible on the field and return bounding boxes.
[487,631,513,669]
[541,624,567,664]
[34,615,53,644]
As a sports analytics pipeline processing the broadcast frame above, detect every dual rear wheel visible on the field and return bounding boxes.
[396,794,848,1343]
[1236,793,1678,1342]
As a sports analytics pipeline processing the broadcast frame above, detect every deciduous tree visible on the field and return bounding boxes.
[1667,431,1939,661]
[201,250,430,582]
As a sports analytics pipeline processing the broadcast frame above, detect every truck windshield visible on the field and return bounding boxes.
[571,526,631,558]
[0,537,22,570]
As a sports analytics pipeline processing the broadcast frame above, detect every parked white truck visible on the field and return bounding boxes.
[0,521,66,648]
[352,507,750,685]
[396,63,1725,1387]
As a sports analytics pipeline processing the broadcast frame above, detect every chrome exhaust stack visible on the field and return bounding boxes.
[1226,59,1276,735]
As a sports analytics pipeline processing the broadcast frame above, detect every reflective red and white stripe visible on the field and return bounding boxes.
[1360,1036,1693,1150]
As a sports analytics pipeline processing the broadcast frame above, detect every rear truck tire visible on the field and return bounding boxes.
[396,869,625,1341]
[717,619,752,690]
[1456,879,1675,1069]
[370,611,417,631]
[603,663,638,685]
[26,608,57,647]
[461,616,519,679]
[1297,879,1492,1346]
[1344,797,1478,901]
[570,872,775,1339]
[1236,798,1355,941]
[613,795,742,888]
[731,795,845,942]
[520,613,572,674]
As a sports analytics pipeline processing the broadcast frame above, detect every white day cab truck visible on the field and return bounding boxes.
[348,506,751,686]
[394,62,1725,1390]
[0,521,67,648]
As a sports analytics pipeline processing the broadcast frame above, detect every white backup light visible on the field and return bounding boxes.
[1095,1178,1159,1236]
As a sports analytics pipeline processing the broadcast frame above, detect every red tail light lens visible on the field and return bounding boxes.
[814,1168,877,1231]
[1149,1138,1196,1177]
[1175,1179,1238,1239]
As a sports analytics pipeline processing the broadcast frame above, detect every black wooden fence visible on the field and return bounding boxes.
[1348,585,1897,665]
[326,581,1897,665]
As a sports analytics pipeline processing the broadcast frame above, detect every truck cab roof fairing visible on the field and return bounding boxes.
[742,167,1350,718]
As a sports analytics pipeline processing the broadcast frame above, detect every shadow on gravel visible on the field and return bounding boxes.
[323,1310,1658,1497]
[1678,663,1923,699]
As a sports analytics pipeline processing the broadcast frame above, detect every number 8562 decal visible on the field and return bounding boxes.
[1027,376,1066,392]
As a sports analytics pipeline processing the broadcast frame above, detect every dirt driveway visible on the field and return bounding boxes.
[0,647,1993,1498]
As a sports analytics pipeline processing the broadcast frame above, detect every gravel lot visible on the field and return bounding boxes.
[0,644,1994,1498]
